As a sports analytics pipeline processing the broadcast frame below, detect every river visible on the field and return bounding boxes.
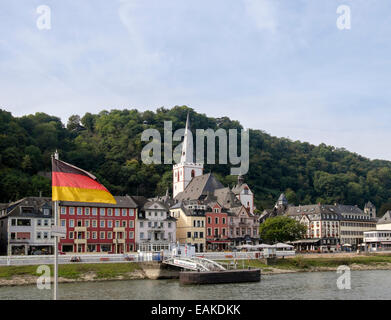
[0,270,390,300]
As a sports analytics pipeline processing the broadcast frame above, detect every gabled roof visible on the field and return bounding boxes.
[5,197,53,218]
[378,211,391,224]
[143,200,169,211]
[231,183,251,195]
[175,173,224,201]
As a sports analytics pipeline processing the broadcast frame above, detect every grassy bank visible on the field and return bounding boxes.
[0,262,144,284]
[219,254,391,274]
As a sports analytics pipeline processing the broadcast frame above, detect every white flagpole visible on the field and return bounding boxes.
[53,150,59,300]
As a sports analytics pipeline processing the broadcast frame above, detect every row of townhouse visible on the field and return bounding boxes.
[0,195,177,255]
[0,193,259,255]
[261,193,377,252]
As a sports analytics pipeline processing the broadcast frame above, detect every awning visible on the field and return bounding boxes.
[290,239,320,244]
[207,240,231,243]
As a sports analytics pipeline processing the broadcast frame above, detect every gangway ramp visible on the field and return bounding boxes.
[162,257,226,271]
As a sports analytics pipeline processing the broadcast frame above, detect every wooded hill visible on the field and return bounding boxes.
[1,106,391,215]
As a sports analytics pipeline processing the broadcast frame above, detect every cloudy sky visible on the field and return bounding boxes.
[1,0,391,160]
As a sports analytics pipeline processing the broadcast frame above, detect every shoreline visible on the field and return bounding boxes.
[2,254,391,287]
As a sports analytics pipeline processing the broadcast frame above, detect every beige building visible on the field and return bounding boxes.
[170,200,206,252]
[338,204,376,247]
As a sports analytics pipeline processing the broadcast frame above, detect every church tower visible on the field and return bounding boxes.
[173,112,203,198]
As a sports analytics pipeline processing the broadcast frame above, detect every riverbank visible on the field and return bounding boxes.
[0,262,169,286]
[237,253,391,275]
[2,254,391,286]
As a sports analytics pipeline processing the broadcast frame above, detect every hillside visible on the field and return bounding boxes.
[1,106,391,214]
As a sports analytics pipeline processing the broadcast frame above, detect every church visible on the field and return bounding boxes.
[169,113,259,252]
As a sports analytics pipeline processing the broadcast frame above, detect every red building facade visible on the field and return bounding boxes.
[58,196,137,253]
[205,202,230,251]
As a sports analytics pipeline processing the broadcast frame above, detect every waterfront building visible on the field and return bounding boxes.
[170,200,206,252]
[363,230,391,252]
[228,205,260,246]
[133,196,177,252]
[0,197,54,255]
[205,202,230,251]
[337,204,376,248]
[286,204,341,252]
[58,196,137,253]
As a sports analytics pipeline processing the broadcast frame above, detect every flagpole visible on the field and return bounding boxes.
[53,150,59,300]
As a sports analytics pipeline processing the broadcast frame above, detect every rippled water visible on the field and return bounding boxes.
[0,270,390,300]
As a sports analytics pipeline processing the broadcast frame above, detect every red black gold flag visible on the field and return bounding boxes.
[52,158,116,204]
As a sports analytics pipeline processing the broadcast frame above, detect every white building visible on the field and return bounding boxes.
[134,197,177,252]
[0,197,54,255]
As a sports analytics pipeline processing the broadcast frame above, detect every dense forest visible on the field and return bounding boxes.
[1,106,391,216]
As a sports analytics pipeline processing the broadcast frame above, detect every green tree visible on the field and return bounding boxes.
[259,216,307,244]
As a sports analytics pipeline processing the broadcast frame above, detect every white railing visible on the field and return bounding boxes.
[0,250,295,266]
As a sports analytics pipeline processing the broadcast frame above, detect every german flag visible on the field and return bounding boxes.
[52,158,116,204]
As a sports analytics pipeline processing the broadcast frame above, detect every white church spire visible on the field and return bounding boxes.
[173,111,203,198]
[180,111,194,164]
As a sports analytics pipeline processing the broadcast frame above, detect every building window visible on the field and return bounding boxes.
[86,232,90,239]
[140,222,144,228]
[122,221,127,228]
[92,208,97,216]
[60,220,66,227]
[100,232,105,239]
[108,208,113,216]
[85,220,90,227]
[122,209,127,216]
[107,232,112,239]
[36,232,41,239]
[60,207,66,215]
[100,220,105,228]
[69,220,74,228]
[44,209,50,216]
[129,231,134,239]
[187,232,191,238]
[77,207,82,215]
[115,220,120,228]
[69,231,74,239]
[85,208,90,216]
[107,220,113,228]
[168,222,172,228]
[69,207,75,215]
[200,232,203,239]
[140,232,144,239]
[92,232,97,239]
[129,221,134,228]
[215,217,219,224]
[92,220,97,228]
[77,220,82,227]
[129,209,134,217]
[222,218,226,225]
[43,232,48,239]
[115,209,120,216]
[44,220,49,226]
[100,208,105,216]
[207,228,211,236]
[37,219,41,226]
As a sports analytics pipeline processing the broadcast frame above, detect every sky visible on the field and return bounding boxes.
[1,0,391,160]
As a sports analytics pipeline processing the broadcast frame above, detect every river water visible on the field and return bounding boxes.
[0,270,390,300]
